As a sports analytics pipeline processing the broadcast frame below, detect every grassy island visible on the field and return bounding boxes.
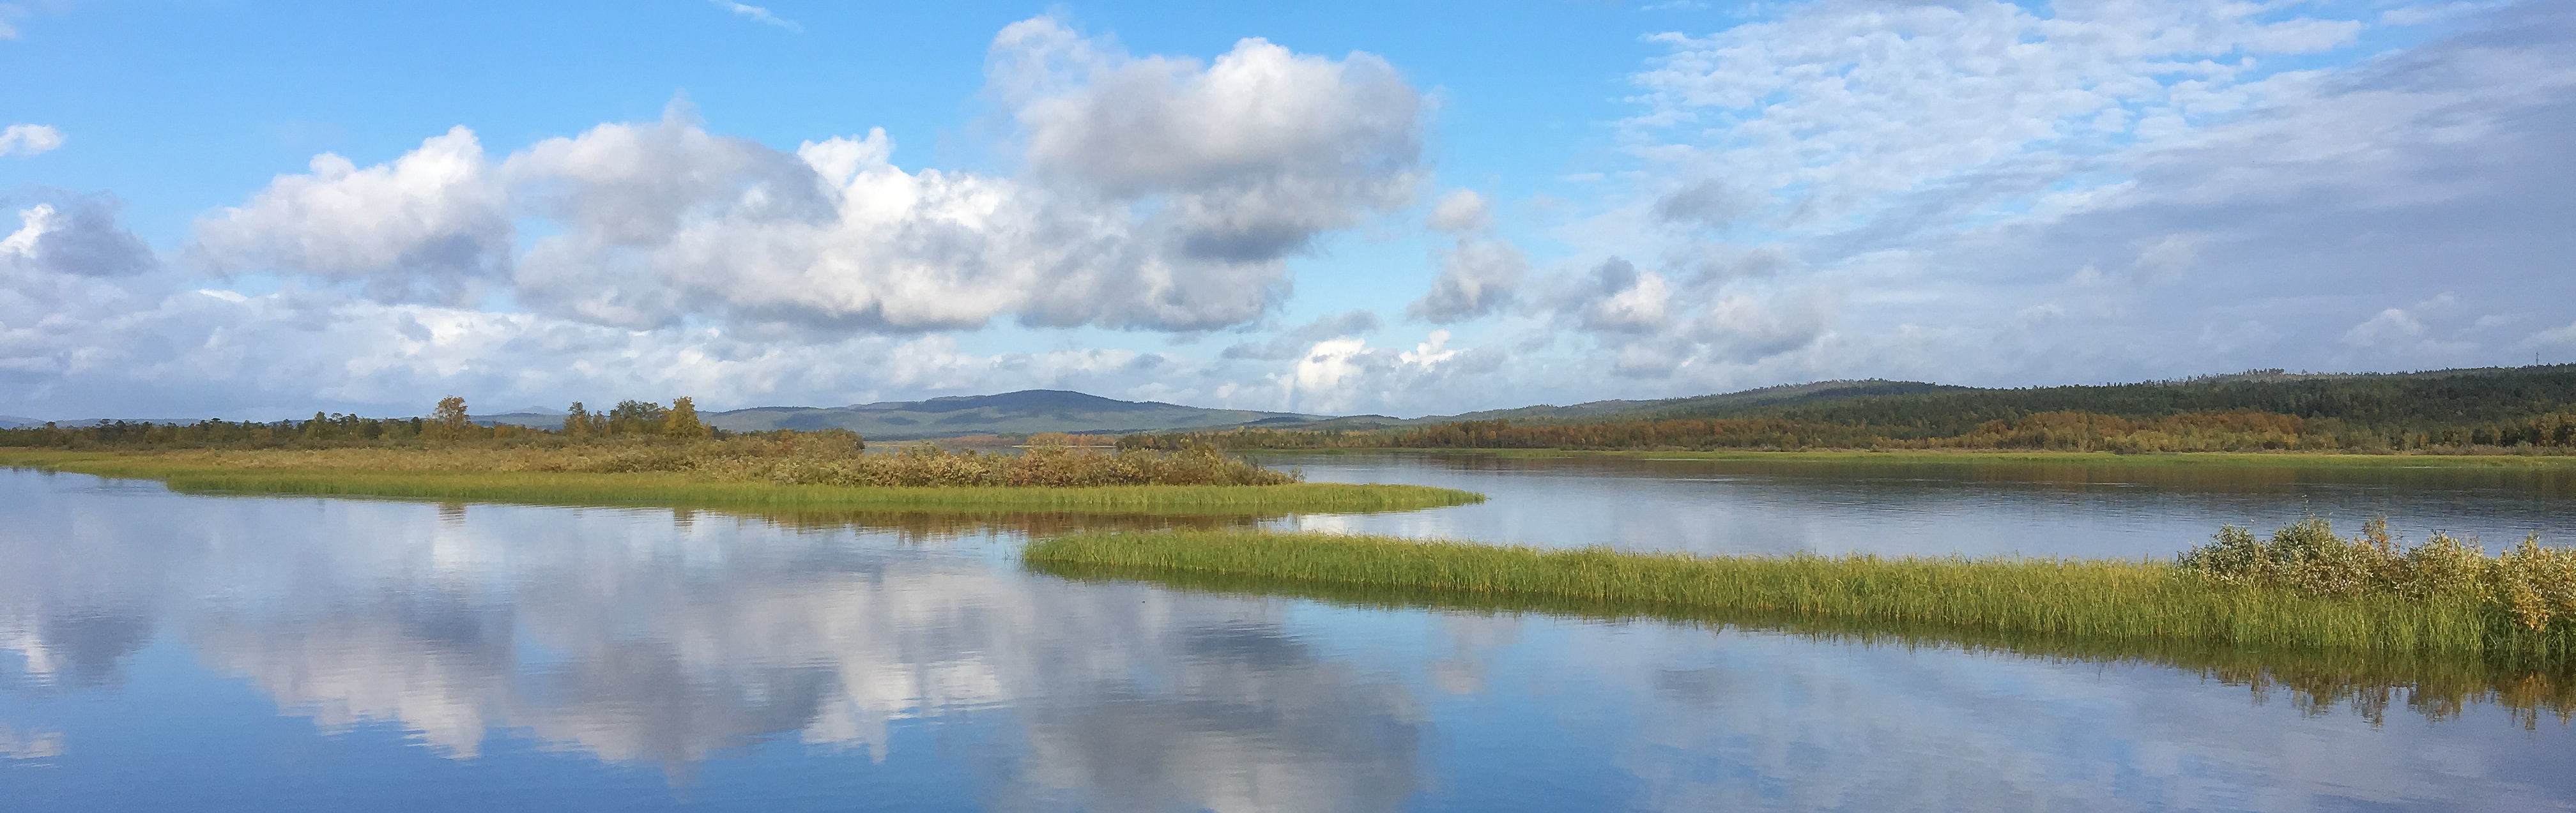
[0,445,1483,515]
[0,396,1484,514]
[1026,519,2576,659]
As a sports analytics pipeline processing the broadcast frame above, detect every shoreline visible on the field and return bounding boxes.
[0,450,1485,515]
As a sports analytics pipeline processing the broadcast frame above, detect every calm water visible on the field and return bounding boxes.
[1271,452,2576,558]
[3,456,2572,812]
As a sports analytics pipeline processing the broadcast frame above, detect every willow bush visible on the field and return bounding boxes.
[2178,518,2576,632]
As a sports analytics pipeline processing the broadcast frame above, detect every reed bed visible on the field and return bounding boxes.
[0,450,1484,515]
[1026,559,2576,726]
[1023,525,2576,658]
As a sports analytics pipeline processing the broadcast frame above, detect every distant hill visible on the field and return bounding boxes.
[479,390,1324,441]
[1271,379,1962,430]
[0,415,43,429]
[1126,364,2576,453]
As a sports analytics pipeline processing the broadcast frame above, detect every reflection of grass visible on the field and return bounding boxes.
[662,506,1268,540]
[1029,559,2575,726]
[0,451,1484,515]
[1248,448,2576,469]
[1022,531,2575,658]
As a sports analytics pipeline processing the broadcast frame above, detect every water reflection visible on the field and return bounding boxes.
[3,466,2573,810]
[1273,452,2576,558]
[0,472,1418,810]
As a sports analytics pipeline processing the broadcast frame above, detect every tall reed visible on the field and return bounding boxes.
[1023,524,2576,658]
[1027,558,2576,727]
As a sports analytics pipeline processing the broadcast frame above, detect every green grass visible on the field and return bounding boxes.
[1022,530,2575,658]
[1029,557,2576,726]
[0,450,1484,515]
[1243,447,2576,469]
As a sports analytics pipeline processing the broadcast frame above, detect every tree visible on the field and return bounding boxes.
[429,397,470,441]
[607,400,665,436]
[664,397,710,439]
[564,402,594,437]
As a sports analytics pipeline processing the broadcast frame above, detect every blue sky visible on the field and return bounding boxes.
[3,0,2572,419]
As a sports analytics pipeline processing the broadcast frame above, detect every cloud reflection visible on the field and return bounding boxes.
[0,476,1421,810]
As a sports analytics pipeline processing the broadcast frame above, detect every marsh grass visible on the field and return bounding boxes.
[0,450,1484,515]
[1022,529,2576,659]
[1027,559,2576,727]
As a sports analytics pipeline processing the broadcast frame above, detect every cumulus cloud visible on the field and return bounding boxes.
[2,193,154,279]
[1409,238,1527,324]
[187,17,1429,334]
[1407,189,1528,324]
[994,17,1425,262]
[192,126,509,304]
[1423,190,1489,234]
[1276,329,1499,414]
[0,124,63,157]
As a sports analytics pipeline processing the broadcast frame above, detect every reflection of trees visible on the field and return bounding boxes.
[0,482,1420,810]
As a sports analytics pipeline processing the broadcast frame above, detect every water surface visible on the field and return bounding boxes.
[1271,452,2576,558]
[3,457,2572,811]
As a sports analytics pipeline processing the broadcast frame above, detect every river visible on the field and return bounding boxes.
[2,455,2571,811]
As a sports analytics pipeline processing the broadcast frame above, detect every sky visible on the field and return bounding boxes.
[2,0,2572,420]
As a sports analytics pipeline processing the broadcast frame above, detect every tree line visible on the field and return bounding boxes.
[1125,365,2576,453]
[1,396,728,450]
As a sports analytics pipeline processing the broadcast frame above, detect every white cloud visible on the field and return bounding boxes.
[192,126,509,304]
[1409,189,1528,324]
[709,1,800,32]
[1424,190,1490,234]
[995,16,1426,261]
[188,19,1429,334]
[1273,330,1500,414]
[2,194,154,279]
[0,124,63,156]
[1409,238,1527,324]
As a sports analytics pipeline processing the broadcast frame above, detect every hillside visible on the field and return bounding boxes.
[1125,365,2576,453]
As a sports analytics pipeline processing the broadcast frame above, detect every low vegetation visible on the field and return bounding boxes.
[1023,519,2576,660]
[0,395,1489,513]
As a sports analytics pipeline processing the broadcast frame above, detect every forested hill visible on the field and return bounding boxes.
[1682,366,2576,436]
[1126,365,2576,453]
